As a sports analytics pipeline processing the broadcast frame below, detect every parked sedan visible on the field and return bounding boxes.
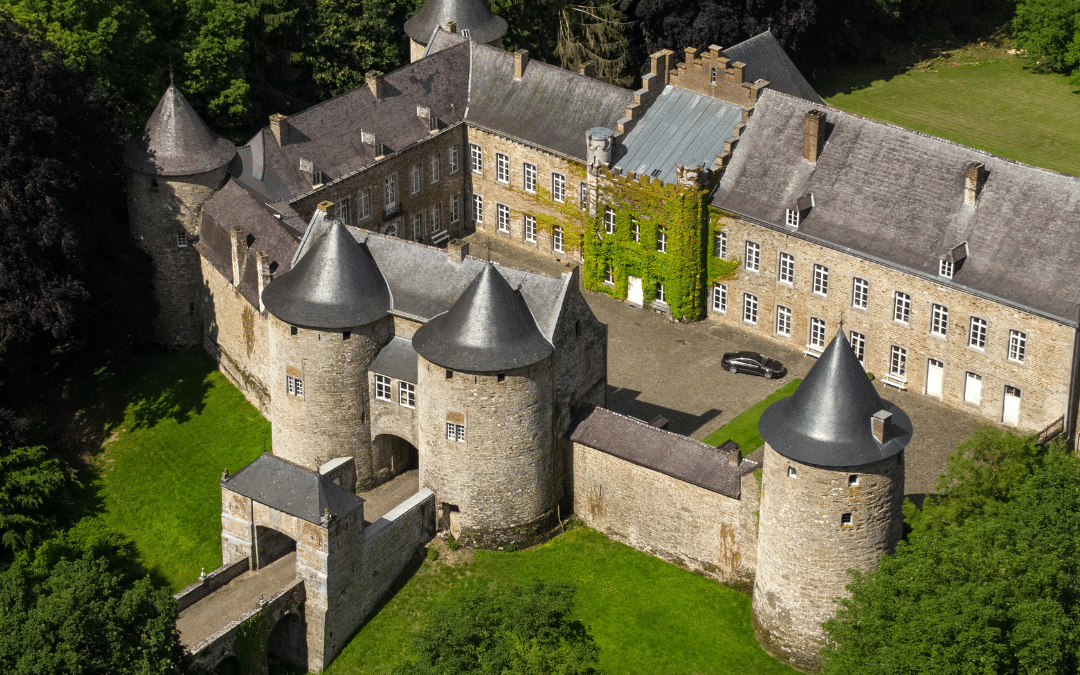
[721,351,788,379]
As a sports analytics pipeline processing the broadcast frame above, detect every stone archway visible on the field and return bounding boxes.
[267,611,307,673]
[254,525,296,570]
[373,433,419,478]
[213,655,240,675]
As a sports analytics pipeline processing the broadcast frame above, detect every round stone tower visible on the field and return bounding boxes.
[412,263,555,548]
[125,84,236,346]
[261,213,393,489]
[753,330,911,672]
[404,0,507,61]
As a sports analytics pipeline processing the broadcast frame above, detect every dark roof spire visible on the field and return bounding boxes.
[262,218,391,328]
[412,263,553,371]
[125,84,236,176]
[405,0,507,46]
[759,329,912,466]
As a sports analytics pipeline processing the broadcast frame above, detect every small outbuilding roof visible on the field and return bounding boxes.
[759,330,912,467]
[262,217,391,329]
[224,454,364,525]
[404,0,507,46]
[125,84,236,176]
[412,263,554,371]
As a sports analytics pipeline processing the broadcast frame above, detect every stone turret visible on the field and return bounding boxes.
[412,263,556,547]
[125,84,236,345]
[753,329,910,672]
[404,0,507,61]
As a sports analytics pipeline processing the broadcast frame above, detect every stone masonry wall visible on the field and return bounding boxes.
[660,46,766,107]
[573,442,759,590]
[417,355,555,547]
[712,215,1077,433]
[752,444,904,672]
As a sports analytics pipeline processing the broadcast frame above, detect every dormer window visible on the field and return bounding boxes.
[787,193,814,229]
[461,28,471,38]
[939,259,953,278]
[786,209,799,227]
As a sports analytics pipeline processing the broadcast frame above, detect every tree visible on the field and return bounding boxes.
[0,518,190,675]
[392,580,604,675]
[1014,0,1080,83]
[0,446,71,558]
[555,0,634,86]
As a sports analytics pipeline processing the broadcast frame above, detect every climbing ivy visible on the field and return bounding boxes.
[232,610,269,675]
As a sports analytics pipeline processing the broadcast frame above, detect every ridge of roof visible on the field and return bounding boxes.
[722,31,824,104]
[125,84,236,176]
[224,453,364,525]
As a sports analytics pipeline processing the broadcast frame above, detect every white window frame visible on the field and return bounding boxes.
[1008,330,1026,363]
[177,232,188,248]
[850,331,866,363]
[375,374,392,401]
[338,196,352,225]
[412,212,423,241]
[446,421,466,442]
[579,182,588,210]
[496,153,510,184]
[384,173,398,211]
[657,227,667,253]
[743,293,758,325]
[786,208,800,228]
[603,267,614,285]
[812,264,829,296]
[552,172,566,203]
[524,214,536,243]
[470,143,483,174]
[523,162,537,193]
[776,305,792,336]
[655,283,666,304]
[449,146,460,174]
[632,221,640,243]
[893,291,911,324]
[552,226,564,253]
[939,259,953,278]
[809,317,827,349]
[472,194,484,223]
[712,284,727,313]
[430,153,441,183]
[604,207,616,234]
[931,304,949,337]
[745,241,760,272]
[410,163,423,195]
[890,345,908,378]
[496,203,510,233]
[286,374,303,397]
[359,187,372,220]
[715,231,727,258]
[430,204,441,233]
[778,252,794,284]
[852,277,869,310]
[968,316,987,350]
[399,381,415,408]
[450,194,461,224]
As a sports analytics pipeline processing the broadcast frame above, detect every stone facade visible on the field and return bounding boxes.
[752,443,904,671]
[657,46,766,107]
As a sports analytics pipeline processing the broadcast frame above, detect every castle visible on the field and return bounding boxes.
[125,0,1076,671]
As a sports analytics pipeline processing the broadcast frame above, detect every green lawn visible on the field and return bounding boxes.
[702,379,801,454]
[813,44,1080,176]
[327,527,797,675]
[79,349,269,591]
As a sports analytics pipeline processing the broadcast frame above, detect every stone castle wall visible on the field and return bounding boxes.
[752,443,904,671]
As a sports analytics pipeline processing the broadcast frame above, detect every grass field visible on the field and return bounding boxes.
[702,379,801,454]
[327,527,797,675]
[812,44,1080,176]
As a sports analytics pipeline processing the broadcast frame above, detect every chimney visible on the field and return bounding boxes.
[964,162,986,206]
[269,113,288,146]
[448,239,469,263]
[514,50,530,80]
[230,226,245,285]
[585,127,614,168]
[871,410,892,444]
[366,71,384,100]
[579,61,596,78]
[316,200,333,213]
[717,439,741,467]
[446,21,457,34]
[803,109,827,163]
[256,251,270,313]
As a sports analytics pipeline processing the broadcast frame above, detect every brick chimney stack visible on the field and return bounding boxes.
[803,110,827,163]
[514,50,530,80]
[579,61,596,78]
[269,113,288,146]
[230,226,245,286]
[366,71,384,100]
[256,251,271,313]
[965,162,986,205]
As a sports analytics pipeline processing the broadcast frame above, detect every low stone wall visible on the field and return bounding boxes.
[361,488,437,611]
[174,558,251,612]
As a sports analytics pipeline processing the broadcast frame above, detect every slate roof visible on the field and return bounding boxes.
[405,0,507,46]
[571,407,757,498]
[262,218,392,328]
[412,263,554,371]
[125,84,236,176]
[714,89,1080,323]
[370,336,420,383]
[759,330,912,467]
[224,454,364,525]
[722,32,824,104]
[615,85,743,183]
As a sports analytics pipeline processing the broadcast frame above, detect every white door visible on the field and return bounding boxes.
[964,372,982,404]
[1003,386,1021,427]
[926,359,944,398]
[627,276,643,306]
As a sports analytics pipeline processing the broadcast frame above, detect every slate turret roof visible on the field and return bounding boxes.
[759,330,912,467]
[412,263,554,371]
[125,84,236,176]
[262,216,391,329]
[405,0,507,46]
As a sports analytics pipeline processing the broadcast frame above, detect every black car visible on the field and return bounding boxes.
[721,351,787,379]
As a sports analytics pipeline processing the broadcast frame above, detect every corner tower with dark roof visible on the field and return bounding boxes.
[753,330,910,672]
[126,84,236,345]
[412,263,556,547]
[404,0,507,61]
[262,209,394,488]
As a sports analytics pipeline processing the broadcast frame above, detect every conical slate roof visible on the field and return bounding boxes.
[759,330,912,467]
[405,0,507,46]
[125,84,236,176]
[262,219,391,329]
[412,264,553,371]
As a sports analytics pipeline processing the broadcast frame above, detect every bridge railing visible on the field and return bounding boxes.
[175,558,251,612]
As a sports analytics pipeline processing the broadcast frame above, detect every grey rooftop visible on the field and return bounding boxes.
[125,84,236,176]
[404,0,507,45]
[722,31,824,104]
[224,454,364,525]
[369,336,420,383]
[759,330,912,467]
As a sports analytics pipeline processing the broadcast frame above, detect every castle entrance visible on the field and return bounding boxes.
[373,434,419,478]
[254,526,296,570]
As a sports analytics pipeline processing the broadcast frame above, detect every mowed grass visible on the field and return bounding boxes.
[702,379,801,454]
[814,44,1080,176]
[81,349,269,591]
[326,527,798,675]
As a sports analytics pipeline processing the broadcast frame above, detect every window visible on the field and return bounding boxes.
[411,163,423,194]
[497,203,510,233]
[412,212,423,241]
[604,207,616,234]
[449,146,460,174]
[430,153,441,183]
[384,173,398,210]
[430,204,441,233]
[632,221,640,243]
[450,194,461,223]
[712,283,727,313]
[786,209,800,228]
[286,374,303,397]
[552,172,566,202]
[776,305,792,336]
[787,466,797,478]
[745,241,760,272]
[841,513,853,527]
[890,345,907,378]
[524,214,536,242]
[850,331,866,363]
[603,267,614,285]
[1008,330,1026,363]
[523,162,537,192]
[472,194,484,223]
[810,317,827,348]
[656,283,666,304]
[813,264,829,296]
[338,196,352,225]
[496,153,509,183]
[290,325,298,336]
[375,374,392,401]
[778,252,794,284]
[657,227,667,253]
[399,381,415,408]
[177,232,188,248]
[446,422,466,442]
[743,293,758,325]
[710,66,717,83]
[939,259,953,278]
[931,304,949,337]
[552,226,564,253]
[848,475,859,487]
[580,182,588,210]
[470,143,483,174]
[969,317,987,349]
[715,232,727,258]
[359,187,372,220]
[893,292,911,324]
[852,277,869,309]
